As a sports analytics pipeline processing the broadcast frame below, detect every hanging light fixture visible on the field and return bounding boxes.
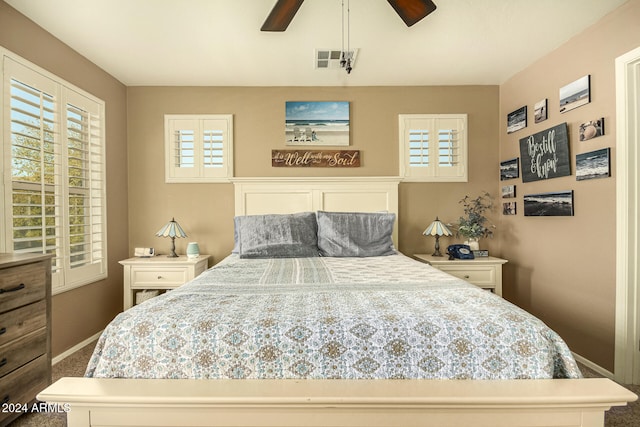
[340,0,353,74]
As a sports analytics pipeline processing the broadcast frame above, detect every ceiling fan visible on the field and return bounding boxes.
[261,0,437,32]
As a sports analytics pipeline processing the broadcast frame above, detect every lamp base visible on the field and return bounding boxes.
[432,236,444,257]
[167,237,179,258]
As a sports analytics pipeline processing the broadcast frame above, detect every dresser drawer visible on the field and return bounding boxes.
[0,354,49,424]
[0,261,47,312]
[0,300,46,347]
[131,268,188,288]
[437,265,496,286]
[0,328,46,377]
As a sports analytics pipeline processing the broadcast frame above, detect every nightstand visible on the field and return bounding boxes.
[119,255,209,310]
[413,254,508,296]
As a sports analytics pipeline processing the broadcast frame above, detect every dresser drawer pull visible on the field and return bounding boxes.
[0,283,25,294]
[0,358,6,368]
[1,395,8,405]
[0,327,5,336]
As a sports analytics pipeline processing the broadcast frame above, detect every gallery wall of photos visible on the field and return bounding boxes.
[501,74,610,217]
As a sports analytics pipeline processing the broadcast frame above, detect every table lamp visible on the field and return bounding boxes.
[155,218,187,257]
[423,217,453,257]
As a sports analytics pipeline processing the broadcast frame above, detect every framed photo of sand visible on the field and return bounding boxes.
[285,101,350,146]
[560,75,590,113]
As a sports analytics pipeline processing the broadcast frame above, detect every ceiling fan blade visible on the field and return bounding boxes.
[387,0,437,27]
[261,0,304,32]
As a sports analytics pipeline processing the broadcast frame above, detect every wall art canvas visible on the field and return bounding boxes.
[534,99,548,123]
[524,191,574,217]
[519,123,571,182]
[272,150,360,167]
[507,106,527,134]
[579,118,604,141]
[576,148,610,181]
[503,202,517,215]
[502,185,516,198]
[560,75,590,113]
[285,101,349,146]
[500,158,519,180]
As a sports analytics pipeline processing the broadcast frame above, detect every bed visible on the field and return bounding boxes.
[38,178,636,427]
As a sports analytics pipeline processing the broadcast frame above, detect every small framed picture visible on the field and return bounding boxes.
[576,148,611,181]
[502,185,516,198]
[500,158,519,181]
[560,75,590,113]
[534,99,548,123]
[579,118,604,141]
[503,202,517,215]
[507,106,527,134]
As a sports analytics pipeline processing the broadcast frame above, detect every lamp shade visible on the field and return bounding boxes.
[423,217,453,237]
[155,218,187,239]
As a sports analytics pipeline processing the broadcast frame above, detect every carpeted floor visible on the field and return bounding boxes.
[8,342,640,426]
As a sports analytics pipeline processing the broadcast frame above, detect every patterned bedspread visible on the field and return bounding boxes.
[86,254,581,380]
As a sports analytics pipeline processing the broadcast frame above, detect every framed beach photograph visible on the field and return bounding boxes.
[534,99,548,123]
[576,148,611,181]
[502,185,516,198]
[560,75,590,113]
[500,158,519,181]
[507,106,527,134]
[579,118,604,141]
[524,190,574,217]
[285,101,349,146]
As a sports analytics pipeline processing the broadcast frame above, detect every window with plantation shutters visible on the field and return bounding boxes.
[2,52,107,294]
[399,114,468,182]
[165,115,233,183]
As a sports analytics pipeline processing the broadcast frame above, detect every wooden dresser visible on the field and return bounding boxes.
[0,253,52,426]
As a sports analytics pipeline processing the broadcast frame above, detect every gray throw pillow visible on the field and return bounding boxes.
[316,211,396,257]
[235,212,319,258]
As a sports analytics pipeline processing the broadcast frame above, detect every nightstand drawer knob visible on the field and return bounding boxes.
[157,276,163,280]
[464,275,470,279]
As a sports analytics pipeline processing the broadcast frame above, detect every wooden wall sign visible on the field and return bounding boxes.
[272,150,360,168]
[519,123,570,182]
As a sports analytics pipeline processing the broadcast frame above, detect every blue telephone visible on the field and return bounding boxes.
[447,244,475,260]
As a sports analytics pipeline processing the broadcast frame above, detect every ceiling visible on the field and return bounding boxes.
[5,0,627,86]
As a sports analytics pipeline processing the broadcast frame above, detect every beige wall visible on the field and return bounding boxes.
[499,0,640,371]
[0,2,129,356]
[127,86,501,264]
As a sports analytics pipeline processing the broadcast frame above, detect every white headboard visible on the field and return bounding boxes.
[232,177,401,246]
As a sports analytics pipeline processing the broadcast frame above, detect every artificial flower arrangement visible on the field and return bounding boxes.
[451,191,495,241]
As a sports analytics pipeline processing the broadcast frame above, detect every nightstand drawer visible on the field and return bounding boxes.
[131,268,188,287]
[438,266,495,285]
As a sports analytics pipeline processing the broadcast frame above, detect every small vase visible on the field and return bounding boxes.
[464,238,480,251]
[186,242,200,259]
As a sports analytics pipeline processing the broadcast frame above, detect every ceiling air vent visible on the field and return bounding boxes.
[315,49,358,69]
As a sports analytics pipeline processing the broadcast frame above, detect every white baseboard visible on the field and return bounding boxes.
[573,352,615,380]
[52,330,103,366]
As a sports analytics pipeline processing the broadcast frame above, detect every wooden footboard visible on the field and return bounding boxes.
[38,377,636,427]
